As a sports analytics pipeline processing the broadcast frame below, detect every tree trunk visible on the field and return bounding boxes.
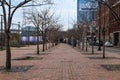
[92,33,94,54]
[103,28,105,59]
[49,33,51,49]
[42,34,45,52]
[85,36,88,52]
[82,38,84,51]
[37,44,39,55]
[46,42,47,50]
[49,41,51,49]
[78,40,80,49]
[37,27,39,55]
[5,32,11,71]
[103,5,106,59]
[52,42,54,47]
[43,39,45,52]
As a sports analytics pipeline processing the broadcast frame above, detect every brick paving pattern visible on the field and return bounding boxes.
[0,44,120,80]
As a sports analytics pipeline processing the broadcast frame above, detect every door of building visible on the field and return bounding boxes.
[114,32,119,46]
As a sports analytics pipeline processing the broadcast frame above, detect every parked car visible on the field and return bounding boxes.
[89,41,96,46]
[95,40,103,46]
[105,41,113,47]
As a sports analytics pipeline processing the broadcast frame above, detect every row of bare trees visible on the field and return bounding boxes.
[26,7,62,54]
[0,0,62,71]
[74,0,120,59]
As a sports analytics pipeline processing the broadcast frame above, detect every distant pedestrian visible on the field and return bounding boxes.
[73,38,77,47]
[71,37,77,47]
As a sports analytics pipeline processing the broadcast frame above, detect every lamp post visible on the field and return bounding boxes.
[98,0,102,51]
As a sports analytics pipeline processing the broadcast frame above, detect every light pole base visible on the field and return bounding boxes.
[98,47,102,51]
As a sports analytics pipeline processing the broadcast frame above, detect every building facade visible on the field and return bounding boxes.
[96,0,120,46]
[21,26,42,44]
[109,1,120,46]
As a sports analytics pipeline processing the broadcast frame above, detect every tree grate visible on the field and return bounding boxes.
[88,57,120,59]
[12,56,43,60]
[0,65,33,72]
[81,53,101,55]
[61,61,73,63]
[101,64,120,71]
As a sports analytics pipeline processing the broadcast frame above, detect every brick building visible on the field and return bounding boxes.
[109,1,120,46]
[96,0,120,46]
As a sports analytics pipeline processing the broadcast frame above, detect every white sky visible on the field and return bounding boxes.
[52,0,77,30]
[1,0,77,31]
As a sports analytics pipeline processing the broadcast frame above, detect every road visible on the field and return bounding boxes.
[93,46,120,54]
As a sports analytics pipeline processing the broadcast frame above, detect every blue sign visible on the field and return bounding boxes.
[77,0,98,23]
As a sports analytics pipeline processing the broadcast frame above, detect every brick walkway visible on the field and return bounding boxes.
[0,44,120,80]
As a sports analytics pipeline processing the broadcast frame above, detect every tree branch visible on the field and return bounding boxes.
[1,0,7,31]
[9,0,32,29]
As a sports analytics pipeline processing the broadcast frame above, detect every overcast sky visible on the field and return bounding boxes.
[52,0,77,30]
[11,0,77,31]
[0,0,77,31]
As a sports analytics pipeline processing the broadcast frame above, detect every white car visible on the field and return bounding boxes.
[105,41,113,47]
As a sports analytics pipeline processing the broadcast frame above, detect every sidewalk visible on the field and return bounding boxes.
[0,44,120,80]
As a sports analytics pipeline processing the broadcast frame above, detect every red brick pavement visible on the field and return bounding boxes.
[0,44,120,80]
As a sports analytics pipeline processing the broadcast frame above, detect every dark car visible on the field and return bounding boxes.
[89,41,96,46]
[96,40,103,46]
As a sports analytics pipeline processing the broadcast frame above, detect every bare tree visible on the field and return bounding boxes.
[27,7,58,52]
[48,24,63,45]
[78,0,98,52]
[78,11,90,51]
[0,0,32,71]
[0,0,51,71]
[47,18,62,47]
[26,10,41,54]
[77,23,84,49]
